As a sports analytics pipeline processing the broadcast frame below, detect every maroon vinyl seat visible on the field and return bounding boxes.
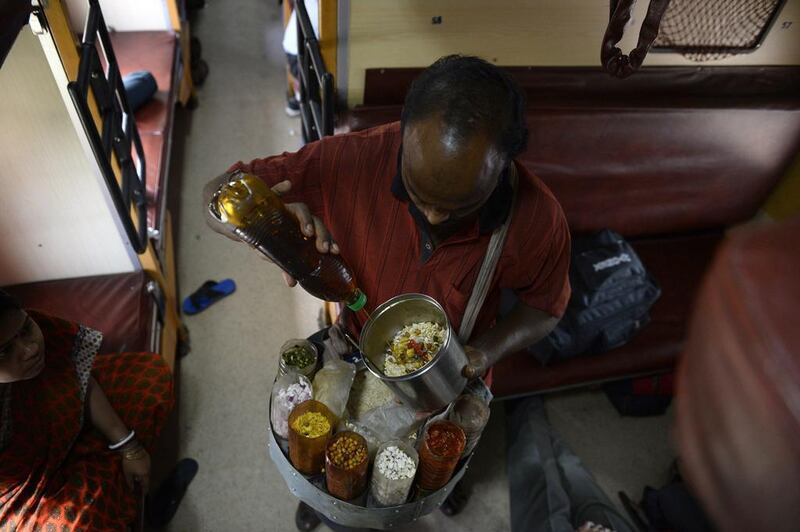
[338,67,800,397]
[3,271,160,354]
[110,31,179,232]
[493,232,722,397]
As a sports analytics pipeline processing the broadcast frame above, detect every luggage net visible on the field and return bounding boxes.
[653,0,785,61]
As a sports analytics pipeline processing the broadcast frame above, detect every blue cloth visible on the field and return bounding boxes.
[122,70,157,112]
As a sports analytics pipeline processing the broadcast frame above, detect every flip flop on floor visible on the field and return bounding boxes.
[182,279,236,315]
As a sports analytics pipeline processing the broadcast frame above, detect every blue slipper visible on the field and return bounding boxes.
[182,279,236,315]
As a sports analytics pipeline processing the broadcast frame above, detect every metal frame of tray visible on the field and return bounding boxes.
[267,426,472,529]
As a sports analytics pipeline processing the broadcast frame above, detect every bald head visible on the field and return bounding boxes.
[401,115,505,226]
[399,55,527,227]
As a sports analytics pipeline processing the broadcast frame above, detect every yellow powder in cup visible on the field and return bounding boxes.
[291,411,331,438]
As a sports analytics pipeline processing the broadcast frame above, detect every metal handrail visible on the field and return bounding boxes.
[296,0,334,141]
[66,0,148,253]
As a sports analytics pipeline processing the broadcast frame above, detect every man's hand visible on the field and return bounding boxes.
[461,345,489,380]
[275,180,340,287]
[202,173,339,287]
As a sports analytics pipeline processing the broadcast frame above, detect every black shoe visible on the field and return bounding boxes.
[440,481,471,517]
[191,58,209,87]
[146,458,199,528]
[295,501,320,531]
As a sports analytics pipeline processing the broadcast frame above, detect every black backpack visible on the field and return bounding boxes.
[532,229,661,365]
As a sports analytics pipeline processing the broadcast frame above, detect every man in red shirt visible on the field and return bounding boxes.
[205,55,571,530]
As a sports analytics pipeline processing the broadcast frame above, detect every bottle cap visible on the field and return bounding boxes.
[346,290,367,312]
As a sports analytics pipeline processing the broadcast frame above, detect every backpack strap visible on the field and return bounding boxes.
[458,163,519,343]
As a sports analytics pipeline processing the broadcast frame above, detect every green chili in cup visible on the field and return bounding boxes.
[282,345,315,369]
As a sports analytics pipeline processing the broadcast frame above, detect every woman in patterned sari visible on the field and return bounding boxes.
[0,290,174,531]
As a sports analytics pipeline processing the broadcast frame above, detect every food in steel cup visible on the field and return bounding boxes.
[384,321,445,377]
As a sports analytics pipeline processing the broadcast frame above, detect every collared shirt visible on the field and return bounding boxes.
[230,122,571,344]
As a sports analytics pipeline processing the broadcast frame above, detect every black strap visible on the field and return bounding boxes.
[602,0,672,79]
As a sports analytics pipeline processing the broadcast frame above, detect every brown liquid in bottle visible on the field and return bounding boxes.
[209,171,367,311]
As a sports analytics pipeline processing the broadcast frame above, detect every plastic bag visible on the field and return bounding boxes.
[312,327,356,420]
[448,394,490,456]
[358,402,420,445]
[270,371,313,438]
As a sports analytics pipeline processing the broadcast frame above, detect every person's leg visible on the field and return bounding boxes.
[285,53,301,117]
[439,480,472,516]
[548,412,637,532]
[506,396,574,532]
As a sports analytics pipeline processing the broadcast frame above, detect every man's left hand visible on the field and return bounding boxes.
[462,345,489,380]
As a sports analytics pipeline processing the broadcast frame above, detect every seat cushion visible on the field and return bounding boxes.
[340,102,800,237]
[518,106,799,237]
[110,31,177,136]
[491,231,723,398]
[110,31,178,232]
[3,271,156,353]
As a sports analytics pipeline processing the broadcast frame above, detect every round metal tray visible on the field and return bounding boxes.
[267,426,472,529]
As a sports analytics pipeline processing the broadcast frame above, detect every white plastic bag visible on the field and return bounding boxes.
[312,325,356,420]
[358,402,420,444]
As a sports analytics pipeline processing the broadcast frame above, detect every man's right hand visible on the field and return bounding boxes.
[202,173,339,287]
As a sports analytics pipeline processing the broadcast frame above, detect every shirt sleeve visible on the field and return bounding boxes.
[227,138,326,218]
[510,199,572,318]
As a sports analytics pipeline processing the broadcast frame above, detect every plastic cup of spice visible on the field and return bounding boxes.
[288,400,335,475]
[370,440,418,507]
[325,431,369,500]
[417,420,466,491]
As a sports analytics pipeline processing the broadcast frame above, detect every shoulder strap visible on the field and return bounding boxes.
[458,163,519,343]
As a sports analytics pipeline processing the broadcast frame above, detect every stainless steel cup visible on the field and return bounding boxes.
[359,294,468,411]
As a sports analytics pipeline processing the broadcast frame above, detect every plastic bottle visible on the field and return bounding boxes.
[209,171,367,311]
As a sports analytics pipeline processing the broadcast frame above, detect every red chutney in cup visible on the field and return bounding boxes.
[417,420,466,491]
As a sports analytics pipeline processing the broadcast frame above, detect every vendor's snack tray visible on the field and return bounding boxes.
[267,378,491,529]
